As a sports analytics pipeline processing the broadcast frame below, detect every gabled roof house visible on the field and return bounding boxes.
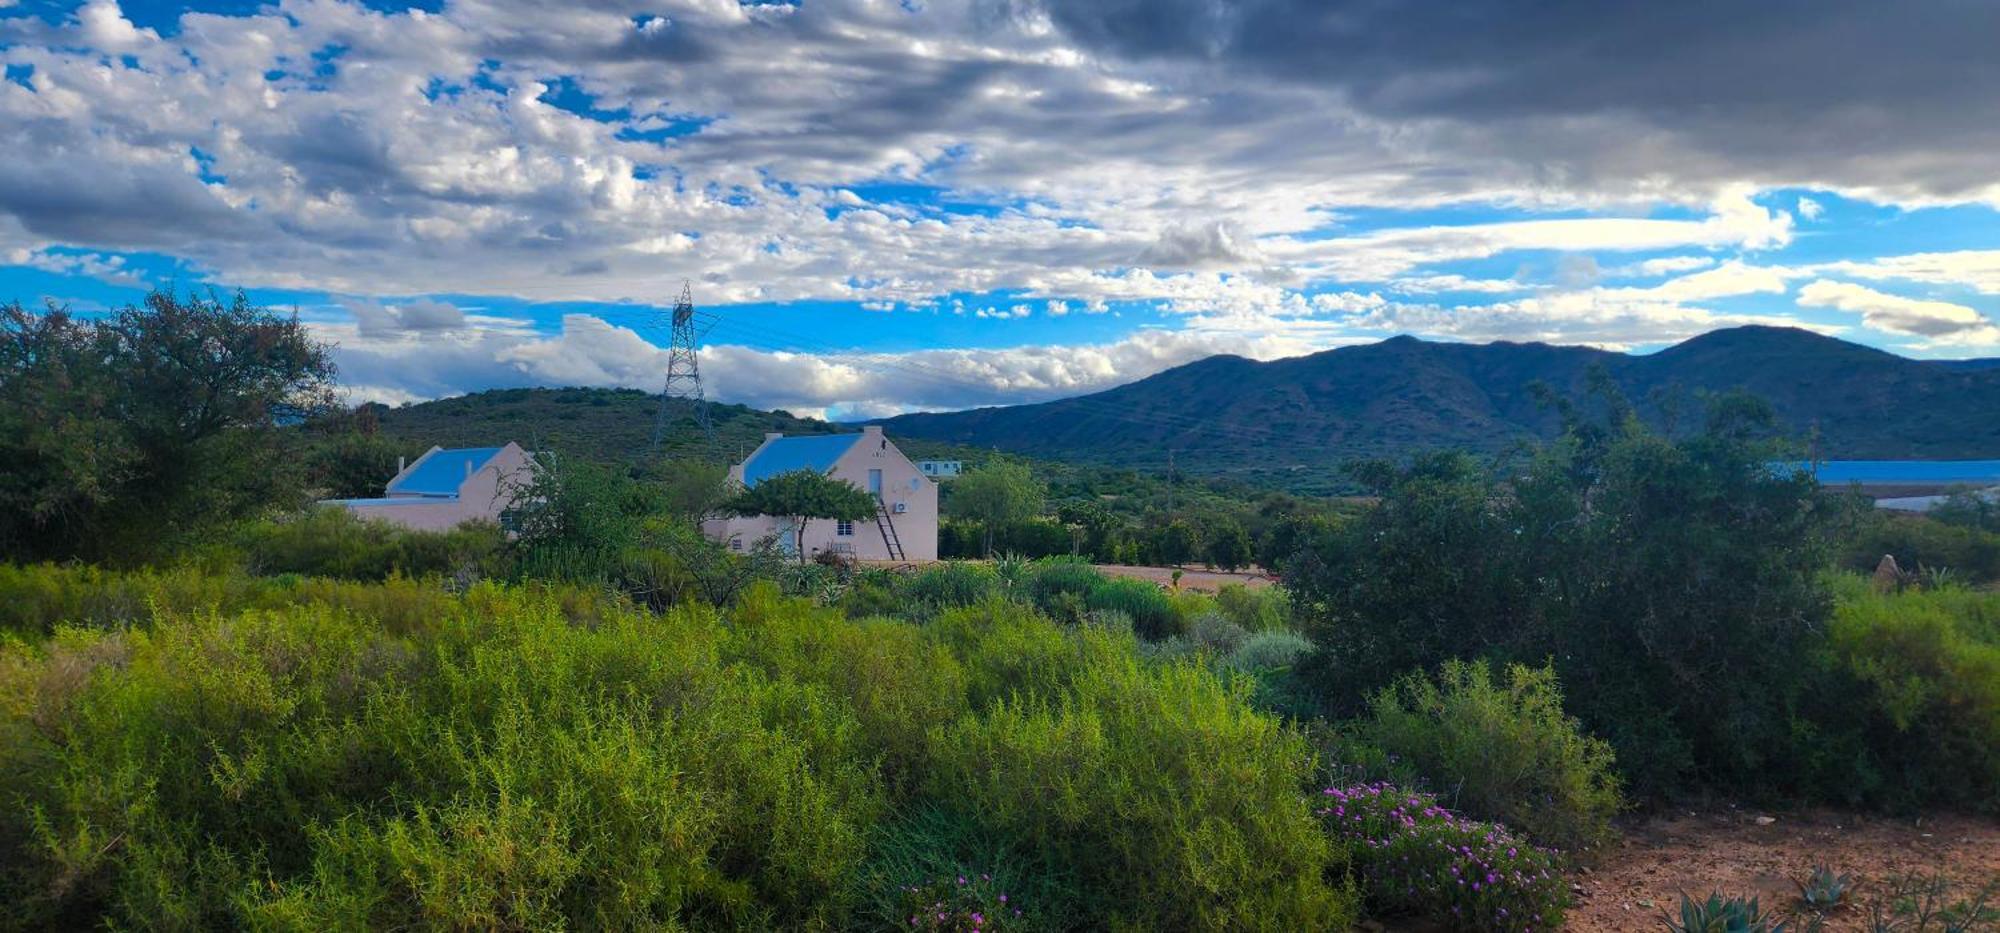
[321,442,534,532]
[702,425,938,562]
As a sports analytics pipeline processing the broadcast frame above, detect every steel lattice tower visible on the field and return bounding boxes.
[651,281,714,453]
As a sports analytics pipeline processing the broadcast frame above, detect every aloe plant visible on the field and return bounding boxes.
[1797,864,1855,912]
[1664,891,1790,933]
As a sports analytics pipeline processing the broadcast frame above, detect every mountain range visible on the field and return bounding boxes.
[875,326,2000,485]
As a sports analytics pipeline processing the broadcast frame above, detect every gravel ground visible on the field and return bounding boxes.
[1568,808,2000,931]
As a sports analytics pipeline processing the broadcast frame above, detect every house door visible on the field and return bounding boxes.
[867,469,883,497]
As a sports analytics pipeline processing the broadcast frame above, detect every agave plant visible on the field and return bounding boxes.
[1664,891,1790,933]
[1797,865,1856,912]
[990,552,1032,593]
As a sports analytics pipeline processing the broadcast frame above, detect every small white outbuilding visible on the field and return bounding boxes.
[321,442,535,531]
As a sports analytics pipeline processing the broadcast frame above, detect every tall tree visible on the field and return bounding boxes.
[0,290,335,561]
[1203,518,1253,572]
[949,461,1045,557]
[720,469,877,561]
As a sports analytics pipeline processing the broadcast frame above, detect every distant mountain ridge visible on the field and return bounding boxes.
[874,327,2000,479]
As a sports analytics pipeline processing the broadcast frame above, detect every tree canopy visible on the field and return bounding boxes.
[0,290,334,561]
[948,460,1045,556]
[721,469,878,560]
[1284,385,1843,798]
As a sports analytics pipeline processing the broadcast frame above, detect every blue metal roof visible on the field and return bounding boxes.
[388,447,504,497]
[742,434,862,486]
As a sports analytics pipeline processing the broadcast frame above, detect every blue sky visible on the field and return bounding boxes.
[4,1,1999,417]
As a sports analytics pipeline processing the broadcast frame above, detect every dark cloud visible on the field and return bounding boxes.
[1038,0,2000,198]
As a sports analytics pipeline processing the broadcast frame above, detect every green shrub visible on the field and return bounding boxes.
[0,563,588,641]
[1841,510,2000,584]
[1215,583,1291,633]
[238,506,504,581]
[0,591,882,929]
[925,600,1132,711]
[900,562,1001,611]
[1349,660,1623,852]
[927,655,1356,931]
[1807,575,2000,811]
[1025,559,1102,621]
[1186,611,1252,656]
[0,568,1369,929]
[1228,630,1314,672]
[724,585,969,793]
[1085,577,1180,640]
[852,806,1077,931]
[1320,783,1567,932]
[1290,400,1844,801]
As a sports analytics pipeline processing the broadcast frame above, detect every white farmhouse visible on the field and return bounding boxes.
[703,426,938,561]
[321,442,534,532]
[917,459,963,478]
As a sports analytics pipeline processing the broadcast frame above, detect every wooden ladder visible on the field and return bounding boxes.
[874,499,907,561]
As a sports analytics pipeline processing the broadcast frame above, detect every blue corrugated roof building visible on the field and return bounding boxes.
[742,434,864,486]
[388,447,507,498]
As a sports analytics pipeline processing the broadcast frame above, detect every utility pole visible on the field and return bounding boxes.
[651,281,714,457]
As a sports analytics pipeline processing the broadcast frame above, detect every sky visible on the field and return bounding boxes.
[3,0,1999,418]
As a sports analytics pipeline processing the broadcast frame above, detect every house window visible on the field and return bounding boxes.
[836,519,855,536]
[730,538,743,551]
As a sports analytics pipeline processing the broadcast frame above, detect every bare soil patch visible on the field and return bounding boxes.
[1090,564,1273,592]
[1568,808,2000,931]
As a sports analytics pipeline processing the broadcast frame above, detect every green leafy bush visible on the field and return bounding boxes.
[1084,576,1180,640]
[0,589,881,929]
[1024,558,1102,622]
[1187,611,1252,656]
[1291,393,1843,801]
[852,807,1075,931]
[927,653,1356,930]
[0,562,483,639]
[1349,660,1623,852]
[1215,583,1291,633]
[724,585,969,792]
[0,570,1364,929]
[1228,630,1314,672]
[1808,575,2000,811]
[899,562,1001,610]
[1840,509,2000,584]
[237,506,504,581]
[1320,783,1568,932]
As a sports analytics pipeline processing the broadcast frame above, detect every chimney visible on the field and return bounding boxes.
[764,432,784,442]
[397,455,406,475]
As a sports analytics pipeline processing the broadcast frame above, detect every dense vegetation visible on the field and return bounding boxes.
[0,568,1360,930]
[3,292,1999,929]
[1274,386,2000,812]
[0,292,333,562]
